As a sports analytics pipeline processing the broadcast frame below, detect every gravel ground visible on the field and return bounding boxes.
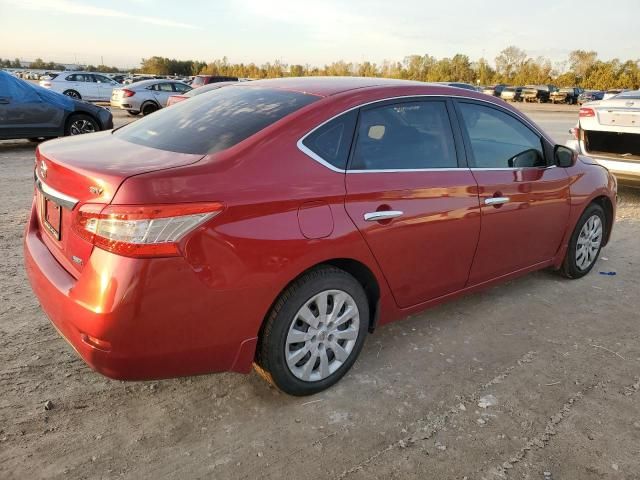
[1,108,639,480]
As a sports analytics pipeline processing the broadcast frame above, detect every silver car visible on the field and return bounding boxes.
[110,79,192,116]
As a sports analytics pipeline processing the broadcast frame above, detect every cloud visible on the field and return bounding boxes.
[4,0,200,29]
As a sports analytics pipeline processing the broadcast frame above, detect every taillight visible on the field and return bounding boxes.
[569,126,580,140]
[72,202,223,257]
[579,107,595,117]
[122,89,135,97]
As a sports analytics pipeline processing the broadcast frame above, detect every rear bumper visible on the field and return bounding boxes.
[24,199,260,380]
[109,100,133,110]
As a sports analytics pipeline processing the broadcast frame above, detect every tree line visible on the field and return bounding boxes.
[138,47,639,90]
[4,46,639,90]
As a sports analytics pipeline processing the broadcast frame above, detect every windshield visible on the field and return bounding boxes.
[116,86,319,154]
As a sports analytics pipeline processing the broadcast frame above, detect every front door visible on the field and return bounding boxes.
[454,100,571,284]
[344,99,481,308]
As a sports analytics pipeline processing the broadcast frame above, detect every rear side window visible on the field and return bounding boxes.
[350,101,458,170]
[301,110,357,169]
[116,87,318,154]
[458,102,545,168]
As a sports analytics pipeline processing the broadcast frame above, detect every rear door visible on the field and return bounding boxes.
[344,98,481,308]
[454,100,571,284]
[153,82,176,107]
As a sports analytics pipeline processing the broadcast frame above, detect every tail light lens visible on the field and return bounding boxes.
[72,202,223,257]
[579,107,595,117]
[569,126,580,140]
[122,89,135,97]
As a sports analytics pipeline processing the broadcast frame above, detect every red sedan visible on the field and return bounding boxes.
[24,77,617,395]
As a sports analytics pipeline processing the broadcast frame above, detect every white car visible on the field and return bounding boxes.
[110,79,191,116]
[567,90,640,187]
[39,71,120,102]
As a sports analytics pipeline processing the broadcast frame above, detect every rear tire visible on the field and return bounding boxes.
[62,90,81,100]
[560,203,606,279]
[256,266,369,396]
[141,103,159,116]
[127,110,140,116]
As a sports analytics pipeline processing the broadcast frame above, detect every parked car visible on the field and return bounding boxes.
[166,80,236,107]
[567,90,640,187]
[500,86,524,102]
[602,89,630,100]
[0,71,113,141]
[482,84,507,96]
[39,71,121,102]
[25,78,616,395]
[191,75,239,88]
[521,85,557,103]
[110,79,192,116]
[550,87,583,104]
[434,82,478,91]
[578,90,604,105]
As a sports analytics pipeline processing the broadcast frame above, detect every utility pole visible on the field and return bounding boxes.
[101,55,104,66]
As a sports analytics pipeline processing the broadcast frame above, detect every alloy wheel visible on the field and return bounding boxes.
[69,119,96,135]
[575,214,602,270]
[285,289,360,382]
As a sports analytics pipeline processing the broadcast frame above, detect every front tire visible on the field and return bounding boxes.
[560,203,605,279]
[256,266,369,396]
[65,114,99,136]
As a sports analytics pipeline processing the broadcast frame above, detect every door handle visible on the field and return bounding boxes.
[364,210,404,222]
[484,197,510,206]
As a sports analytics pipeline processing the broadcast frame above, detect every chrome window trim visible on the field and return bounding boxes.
[296,94,549,174]
[34,170,79,210]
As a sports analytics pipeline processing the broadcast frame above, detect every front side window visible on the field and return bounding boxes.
[458,102,545,168]
[301,110,357,169]
[350,101,458,170]
[94,75,112,83]
[116,87,318,154]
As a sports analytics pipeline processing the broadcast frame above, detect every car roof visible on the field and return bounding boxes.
[240,76,427,97]
[129,79,186,88]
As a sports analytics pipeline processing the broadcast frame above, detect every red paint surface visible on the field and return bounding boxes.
[24,79,617,380]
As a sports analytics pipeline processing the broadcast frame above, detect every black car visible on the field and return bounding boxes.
[0,71,113,141]
[578,90,605,105]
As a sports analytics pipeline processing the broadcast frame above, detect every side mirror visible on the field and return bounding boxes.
[507,149,543,168]
[554,145,577,168]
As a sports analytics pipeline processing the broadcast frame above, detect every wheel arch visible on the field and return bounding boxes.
[591,195,614,246]
[255,258,382,360]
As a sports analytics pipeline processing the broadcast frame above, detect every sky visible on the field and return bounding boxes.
[0,0,638,69]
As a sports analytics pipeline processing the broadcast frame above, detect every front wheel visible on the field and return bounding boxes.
[256,266,369,396]
[65,114,99,136]
[560,203,606,279]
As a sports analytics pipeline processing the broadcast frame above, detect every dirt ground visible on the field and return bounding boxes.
[1,108,639,480]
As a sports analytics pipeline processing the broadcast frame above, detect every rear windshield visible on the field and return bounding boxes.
[116,87,319,154]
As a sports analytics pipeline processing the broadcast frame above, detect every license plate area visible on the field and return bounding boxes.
[43,197,62,241]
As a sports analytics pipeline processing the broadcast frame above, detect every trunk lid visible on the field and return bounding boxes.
[35,131,204,277]
[590,98,640,127]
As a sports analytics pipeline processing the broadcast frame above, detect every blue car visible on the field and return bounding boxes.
[578,90,605,105]
[0,71,113,141]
